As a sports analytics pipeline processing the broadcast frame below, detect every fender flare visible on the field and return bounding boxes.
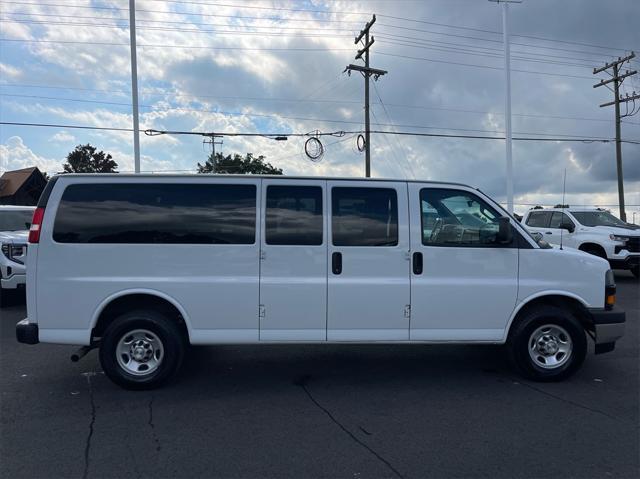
[90,288,193,341]
[501,290,590,342]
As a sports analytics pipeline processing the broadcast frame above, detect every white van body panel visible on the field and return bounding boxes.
[258,179,328,341]
[407,183,519,341]
[28,174,612,347]
[35,176,262,345]
[326,180,411,341]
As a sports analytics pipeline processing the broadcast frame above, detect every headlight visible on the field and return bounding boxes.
[609,234,629,242]
[1,243,25,264]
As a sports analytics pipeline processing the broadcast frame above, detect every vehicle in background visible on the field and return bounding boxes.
[0,205,35,305]
[17,175,625,389]
[522,206,640,278]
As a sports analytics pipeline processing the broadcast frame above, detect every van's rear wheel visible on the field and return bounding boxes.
[99,310,185,390]
[507,305,586,381]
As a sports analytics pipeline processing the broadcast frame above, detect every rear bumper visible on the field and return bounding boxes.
[588,307,625,354]
[16,319,39,344]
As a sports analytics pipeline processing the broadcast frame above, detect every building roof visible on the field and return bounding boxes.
[0,167,40,198]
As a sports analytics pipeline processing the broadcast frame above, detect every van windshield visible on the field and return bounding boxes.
[0,210,33,231]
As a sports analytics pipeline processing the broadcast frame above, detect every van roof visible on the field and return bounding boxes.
[51,173,473,188]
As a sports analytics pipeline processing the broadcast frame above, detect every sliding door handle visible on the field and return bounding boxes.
[412,252,423,275]
[332,252,342,275]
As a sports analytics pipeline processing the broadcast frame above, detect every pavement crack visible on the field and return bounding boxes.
[294,375,404,479]
[82,373,96,479]
[516,380,627,424]
[148,396,161,452]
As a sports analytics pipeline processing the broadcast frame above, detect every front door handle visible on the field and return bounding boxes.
[332,252,342,275]
[545,231,553,234]
[412,252,423,275]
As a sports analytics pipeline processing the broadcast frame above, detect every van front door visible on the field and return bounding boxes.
[259,179,327,341]
[327,181,410,341]
[408,185,519,341]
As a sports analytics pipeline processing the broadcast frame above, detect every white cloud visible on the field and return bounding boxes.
[50,131,76,143]
[0,136,60,175]
[0,63,22,80]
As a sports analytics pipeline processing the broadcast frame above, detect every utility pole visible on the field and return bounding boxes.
[204,135,223,172]
[344,15,387,177]
[129,0,140,173]
[489,0,521,215]
[593,51,637,222]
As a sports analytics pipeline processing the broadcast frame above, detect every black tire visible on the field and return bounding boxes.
[630,265,639,280]
[0,288,6,308]
[507,305,587,382]
[99,310,185,390]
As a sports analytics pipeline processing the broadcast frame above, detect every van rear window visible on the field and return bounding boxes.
[53,183,256,244]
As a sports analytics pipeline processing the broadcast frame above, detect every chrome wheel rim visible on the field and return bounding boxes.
[116,329,164,376]
[528,324,573,369]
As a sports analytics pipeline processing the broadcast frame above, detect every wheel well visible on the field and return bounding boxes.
[92,294,189,343]
[578,242,606,258]
[509,295,592,338]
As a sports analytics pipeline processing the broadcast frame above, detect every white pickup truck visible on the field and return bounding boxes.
[521,206,640,278]
[0,205,34,305]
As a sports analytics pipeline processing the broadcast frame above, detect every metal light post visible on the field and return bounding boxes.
[129,0,140,173]
[490,0,521,215]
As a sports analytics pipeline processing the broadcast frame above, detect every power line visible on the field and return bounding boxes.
[1,1,634,57]
[3,122,639,144]
[376,51,594,79]
[1,93,627,138]
[0,38,353,51]
[1,84,624,123]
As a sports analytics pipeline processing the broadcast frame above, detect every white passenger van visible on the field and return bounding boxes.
[17,175,625,389]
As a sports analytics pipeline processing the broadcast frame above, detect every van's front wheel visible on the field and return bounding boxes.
[99,310,185,390]
[507,305,587,381]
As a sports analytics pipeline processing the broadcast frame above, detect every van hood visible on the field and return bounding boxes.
[0,230,28,244]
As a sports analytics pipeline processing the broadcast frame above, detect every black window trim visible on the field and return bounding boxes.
[419,187,521,249]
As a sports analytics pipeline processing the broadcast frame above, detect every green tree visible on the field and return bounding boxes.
[197,152,282,175]
[62,144,118,173]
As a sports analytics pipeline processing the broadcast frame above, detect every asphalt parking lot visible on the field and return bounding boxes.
[1,273,638,479]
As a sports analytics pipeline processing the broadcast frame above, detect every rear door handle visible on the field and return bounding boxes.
[412,252,423,275]
[332,252,342,275]
[545,231,553,234]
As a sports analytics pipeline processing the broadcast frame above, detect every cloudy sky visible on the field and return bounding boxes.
[0,0,638,216]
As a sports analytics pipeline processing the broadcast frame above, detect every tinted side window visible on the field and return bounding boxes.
[421,188,503,246]
[549,212,573,228]
[53,183,256,244]
[526,211,552,227]
[332,187,398,246]
[266,185,323,245]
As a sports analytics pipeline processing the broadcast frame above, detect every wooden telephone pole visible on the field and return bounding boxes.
[593,52,638,222]
[344,15,387,177]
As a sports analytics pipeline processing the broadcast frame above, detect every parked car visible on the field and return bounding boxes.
[522,206,640,278]
[0,205,35,305]
[17,175,625,389]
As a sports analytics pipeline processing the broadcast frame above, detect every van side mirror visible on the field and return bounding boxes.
[560,222,575,233]
[496,217,513,244]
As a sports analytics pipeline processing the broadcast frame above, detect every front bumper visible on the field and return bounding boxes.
[609,254,640,270]
[1,273,26,290]
[16,318,39,344]
[588,306,625,354]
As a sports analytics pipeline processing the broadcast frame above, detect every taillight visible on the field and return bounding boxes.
[28,207,45,243]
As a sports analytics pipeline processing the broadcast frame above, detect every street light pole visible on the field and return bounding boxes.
[490,0,521,215]
[129,0,140,173]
